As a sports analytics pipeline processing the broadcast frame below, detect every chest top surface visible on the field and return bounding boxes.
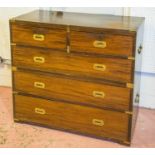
[11,10,144,34]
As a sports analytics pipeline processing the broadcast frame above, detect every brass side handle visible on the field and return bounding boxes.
[35,107,46,115]
[93,64,106,71]
[33,56,45,63]
[34,82,45,89]
[138,45,143,54]
[93,91,105,98]
[93,40,106,48]
[135,94,140,103]
[33,34,45,41]
[92,119,104,126]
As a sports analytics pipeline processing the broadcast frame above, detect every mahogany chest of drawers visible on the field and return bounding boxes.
[10,10,144,145]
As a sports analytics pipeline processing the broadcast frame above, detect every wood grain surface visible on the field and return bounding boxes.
[70,31,134,57]
[11,23,67,50]
[13,70,132,111]
[14,94,129,142]
[12,46,133,83]
[10,10,144,34]
[10,10,144,145]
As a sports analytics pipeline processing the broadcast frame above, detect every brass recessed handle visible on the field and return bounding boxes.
[33,34,45,41]
[92,119,104,126]
[93,40,106,48]
[35,107,46,115]
[93,91,105,98]
[93,64,106,71]
[33,56,45,63]
[34,82,45,89]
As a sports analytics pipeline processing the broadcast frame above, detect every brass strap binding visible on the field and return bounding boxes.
[12,66,17,71]
[66,25,70,54]
[128,56,135,60]
[125,111,133,115]
[11,43,16,46]
[126,83,134,89]
[13,91,18,95]
[67,46,70,54]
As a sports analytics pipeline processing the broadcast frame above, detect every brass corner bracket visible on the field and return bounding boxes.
[67,25,70,33]
[126,83,134,89]
[14,118,20,122]
[10,18,16,23]
[123,140,131,145]
[11,43,16,46]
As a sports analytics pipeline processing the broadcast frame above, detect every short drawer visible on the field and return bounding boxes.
[10,23,67,50]
[13,70,132,111]
[14,94,130,142]
[12,46,133,83]
[70,31,134,57]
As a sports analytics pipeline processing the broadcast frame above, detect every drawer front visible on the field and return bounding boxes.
[13,71,131,111]
[14,94,129,142]
[12,46,133,83]
[70,31,134,57]
[11,24,67,50]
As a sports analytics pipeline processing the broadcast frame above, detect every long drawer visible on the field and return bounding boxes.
[13,70,132,111]
[10,23,67,50]
[14,94,130,142]
[70,31,134,57]
[12,46,133,83]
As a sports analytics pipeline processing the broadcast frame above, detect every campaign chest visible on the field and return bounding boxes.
[10,10,144,145]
